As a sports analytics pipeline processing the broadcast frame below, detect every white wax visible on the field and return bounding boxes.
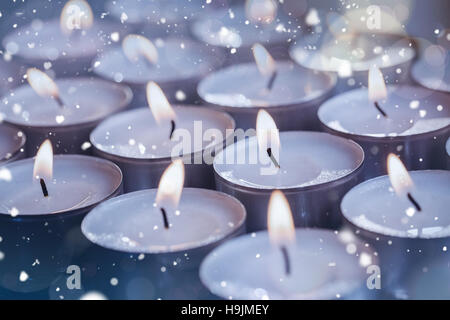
[214,131,363,189]
[81,188,246,253]
[191,6,296,50]
[341,170,450,239]
[91,106,234,159]
[318,85,450,137]
[0,155,122,216]
[200,229,374,300]
[0,124,25,162]
[0,59,22,96]
[198,61,336,108]
[3,20,118,61]
[290,32,415,73]
[1,78,132,126]
[412,49,450,93]
[94,38,221,85]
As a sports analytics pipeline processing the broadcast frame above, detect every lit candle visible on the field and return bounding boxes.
[0,68,132,155]
[198,43,336,131]
[0,124,26,164]
[93,35,224,107]
[90,82,235,192]
[341,154,450,299]
[191,1,299,63]
[0,140,123,293]
[2,0,121,77]
[318,66,450,178]
[213,110,364,231]
[290,31,416,93]
[81,160,246,299]
[200,190,377,300]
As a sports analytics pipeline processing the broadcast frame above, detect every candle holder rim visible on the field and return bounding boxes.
[0,123,26,163]
[90,105,236,162]
[197,61,337,109]
[0,154,123,219]
[213,131,365,192]
[341,169,450,240]
[81,187,247,254]
[1,77,133,128]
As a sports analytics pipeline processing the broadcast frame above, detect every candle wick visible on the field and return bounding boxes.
[160,207,170,229]
[69,29,82,42]
[407,192,422,212]
[266,148,280,168]
[374,101,388,118]
[266,71,278,91]
[280,246,291,276]
[40,178,49,197]
[169,120,176,140]
[53,95,65,109]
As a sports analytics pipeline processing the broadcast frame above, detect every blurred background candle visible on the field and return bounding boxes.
[214,111,364,231]
[93,35,225,107]
[318,67,450,178]
[90,82,235,192]
[2,0,121,77]
[290,31,416,93]
[80,160,246,299]
[0,123,26,164]
[198,43,336,131]
[0,58,24,97]
[341,154,450,299]
[0,140,123,294]
[200,190,377,300]
[0,68,132,155]
[191,1,300,64]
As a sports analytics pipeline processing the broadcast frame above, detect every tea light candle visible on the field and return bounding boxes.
[0,59,24,97]
[2,0,120,77]
[198,44,336,131]
[200,191,377,300]
[290,32,416,93]
[191,2,299,63]
[318,67,450,179]
[341,155,450,299]
[213,111,364,231]
[93,35,225,107]
[0,140,123,293]
[80,160,246,299]
[90,82,235,192]
[1,68,132,155]
[0,123,26,164]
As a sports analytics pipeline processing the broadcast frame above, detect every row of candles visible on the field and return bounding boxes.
[0,0,449,299]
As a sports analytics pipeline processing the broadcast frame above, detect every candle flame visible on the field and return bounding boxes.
[252,43,276,76]
[26,68,60,99]
[60,0,93,35]
[387,153,413,197]
[256,109,280,156]
[146,81,176,125]
[368,65,387,102]
[268,190,295,246]
[245,0,278,24]
[155,159,185,209]
[122,34,158,65]
[33,140,53,181]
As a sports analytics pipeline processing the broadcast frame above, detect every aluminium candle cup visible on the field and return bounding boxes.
[213,131,365,232]
[200,228,378,300]
[0,123,26,164]
[341,170,450,299]
[318,85,450,179]
[0,78,132,156]
[289,32,416,93]
[80,188,246,300]
[3,19,121,77]
[93,38,225,108]
[90,106,235,192]
[197,61,337,131]
[0,155,123,293]
[191,6,300,64]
